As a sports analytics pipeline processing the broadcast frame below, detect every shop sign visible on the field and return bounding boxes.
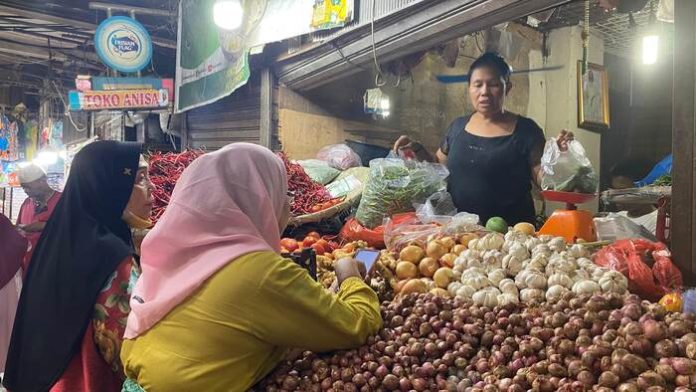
[75,76,174,98]
[68,89,169,111]
[94,16,153,73]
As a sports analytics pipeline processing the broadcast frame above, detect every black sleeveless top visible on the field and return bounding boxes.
[441,114,545,225]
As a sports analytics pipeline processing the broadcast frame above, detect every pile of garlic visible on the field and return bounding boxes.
[446,231,628,308]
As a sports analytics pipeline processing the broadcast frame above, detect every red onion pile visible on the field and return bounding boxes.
[256,292,696,391]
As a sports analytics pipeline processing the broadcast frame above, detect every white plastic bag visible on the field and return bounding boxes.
[541,138,598,193]
[316,144,362,170]
[593,213,657,242]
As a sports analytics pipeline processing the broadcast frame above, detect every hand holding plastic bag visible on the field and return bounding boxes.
[541,137,598,193]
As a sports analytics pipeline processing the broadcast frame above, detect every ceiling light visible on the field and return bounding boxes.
[213,0,244,31]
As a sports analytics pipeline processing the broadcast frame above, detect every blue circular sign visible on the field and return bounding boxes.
[94,16,153,73]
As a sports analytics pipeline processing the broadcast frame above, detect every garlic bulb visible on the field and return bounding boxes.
[520,288,545,302]
[548,237,567,252]
[526,253,548,271]
[456,285,476,299]
[487,268,506,287]
[482,250,503,270]
[505,230,529,244]
[525,271,547,290]
[576,257,594,269]
[461,268,486,280]
[461,275,492,290]
[569,243,590,258]
[538,235,554,243]
[545,255,576,275]
[498,278,517,294]
[502,254,524,276]
[459,249,481,261]
[524,237,542,252]
[447,281,463,296]
[591,267,606,282]
[471,233,505,251]
[547,272,573,289]
[572,269,590,283]
[507,243,530,261]
[497,293,520,306]
[472,287,501,308]
[546,285,570,302]
[572,280,601,295]
[598,270,628,294]
[531,243,552,258]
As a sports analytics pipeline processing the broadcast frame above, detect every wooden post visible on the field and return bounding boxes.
[260,68,274,148]
[672,0,696,284]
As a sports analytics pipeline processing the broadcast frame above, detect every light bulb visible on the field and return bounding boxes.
[642,35,659,65]
[214,0,244,31]
[34,151,58,167]
[380,97,390,111]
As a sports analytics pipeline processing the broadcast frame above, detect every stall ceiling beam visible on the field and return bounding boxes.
[275,0,571,91]
[0,39,102,70]
[88,2,175,18]
[0,4,176,48]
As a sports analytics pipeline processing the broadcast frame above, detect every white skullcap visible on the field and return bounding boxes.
[17,164,47,184]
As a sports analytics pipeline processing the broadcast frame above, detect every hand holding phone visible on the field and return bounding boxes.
[354,249,380,281]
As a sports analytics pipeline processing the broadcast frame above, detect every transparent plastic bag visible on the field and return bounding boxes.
[316,144,362,170]
[384,212,482,251]
[297,159,341,185]
[593,213,658,242]
[414,191,458,225]
[541,138,598,193]
[355,158,449,229]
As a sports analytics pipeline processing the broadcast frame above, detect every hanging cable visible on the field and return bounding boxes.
[370,0,386,87]
[582,0,590,74]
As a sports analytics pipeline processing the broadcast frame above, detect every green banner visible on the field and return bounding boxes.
[175,0,252,113]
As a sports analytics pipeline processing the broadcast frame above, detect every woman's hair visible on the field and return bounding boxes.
[468,52,512,84]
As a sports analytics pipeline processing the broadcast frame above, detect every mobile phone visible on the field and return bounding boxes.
[283,248,317,281]
[354,249,380,280]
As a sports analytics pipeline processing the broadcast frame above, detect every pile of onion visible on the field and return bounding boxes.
[256,292,696,391]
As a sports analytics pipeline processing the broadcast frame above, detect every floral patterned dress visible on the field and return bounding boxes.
[49,257,140,392]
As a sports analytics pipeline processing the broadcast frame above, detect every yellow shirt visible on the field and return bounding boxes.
[121,251,381,391]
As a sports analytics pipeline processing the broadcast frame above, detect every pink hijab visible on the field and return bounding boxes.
[124,143,287,338]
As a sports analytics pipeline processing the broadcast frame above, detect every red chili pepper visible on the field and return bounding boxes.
[147,149,204,223]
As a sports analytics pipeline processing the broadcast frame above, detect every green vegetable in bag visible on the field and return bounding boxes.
[355,158,448,229]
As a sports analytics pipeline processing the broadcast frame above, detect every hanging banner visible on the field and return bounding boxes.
[311,0,354,31]
[68,89,170,111]
[175,0,256,113]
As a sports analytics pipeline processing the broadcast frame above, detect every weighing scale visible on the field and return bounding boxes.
[538,190,597,243]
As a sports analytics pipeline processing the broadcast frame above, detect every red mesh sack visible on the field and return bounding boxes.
[339,213,417,249]
[626,252,665,301]
[652,253,683,293]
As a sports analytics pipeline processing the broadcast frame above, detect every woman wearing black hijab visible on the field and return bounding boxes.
[3,141,153,392]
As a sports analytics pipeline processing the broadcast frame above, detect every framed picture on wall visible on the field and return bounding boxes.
[577,61,610,131]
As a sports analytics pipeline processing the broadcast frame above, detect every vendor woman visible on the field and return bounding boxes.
[394,52,573,225]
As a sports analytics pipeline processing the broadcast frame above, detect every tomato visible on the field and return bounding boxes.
[310,205,322,213]
[302,236,318,248]
[280,247,289,254]
[307,231,321,239]
[315,239,330,251]
[327,241,340,252]
[310,243,326,255]
[280,238,299,252]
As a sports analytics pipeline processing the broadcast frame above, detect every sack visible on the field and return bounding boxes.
[593,239,683,301]
[297,159,341,185]
[541,138,598,193]
[355,158,448,229]
[339,213,417,249]
[317,144,362,170]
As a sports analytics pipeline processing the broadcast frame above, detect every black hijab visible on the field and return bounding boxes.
[3,141,141,392]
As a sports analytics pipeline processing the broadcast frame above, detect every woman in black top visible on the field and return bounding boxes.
[394,53,573,225]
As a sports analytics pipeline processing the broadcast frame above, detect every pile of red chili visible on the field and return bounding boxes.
[148,150,204,223]
[278,152,334,215]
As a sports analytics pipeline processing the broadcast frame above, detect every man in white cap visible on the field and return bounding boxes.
[16,164,61,275]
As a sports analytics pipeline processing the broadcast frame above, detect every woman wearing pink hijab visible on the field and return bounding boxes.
[121,143,381,392]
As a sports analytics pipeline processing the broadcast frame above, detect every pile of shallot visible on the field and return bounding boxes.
[255,292,696,391]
